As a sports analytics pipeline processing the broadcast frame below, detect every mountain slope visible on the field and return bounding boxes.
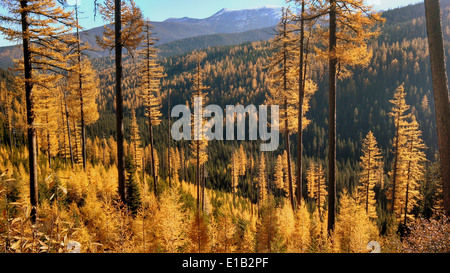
[2,1,449,199]
[164,6,282,33]
[0,6,282,65]
[158,27,276,58]
[87,1,450,166]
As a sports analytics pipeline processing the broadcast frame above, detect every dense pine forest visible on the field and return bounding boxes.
[0,0,449,253]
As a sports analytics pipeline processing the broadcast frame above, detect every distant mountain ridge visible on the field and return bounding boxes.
[158,27,276,58]
[70,6,283,57]
[1,2,447,68]
[164,6,282,33]
[0,6,283,67]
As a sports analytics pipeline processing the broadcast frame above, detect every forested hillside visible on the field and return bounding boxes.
[86,1,449,192]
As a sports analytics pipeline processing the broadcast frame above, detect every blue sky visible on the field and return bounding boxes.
[0,0,422,47]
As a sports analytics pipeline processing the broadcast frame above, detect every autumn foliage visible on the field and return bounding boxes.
[0,0,448,254]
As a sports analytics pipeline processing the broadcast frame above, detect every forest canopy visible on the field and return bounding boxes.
[0,0,449,254]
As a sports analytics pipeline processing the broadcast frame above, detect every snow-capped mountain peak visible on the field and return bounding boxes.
[164,6,282,33]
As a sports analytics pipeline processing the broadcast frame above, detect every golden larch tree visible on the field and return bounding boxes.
[129,109,143,171]
[388,84,411,218]
[58,80,75,166]
[0,80,22,152]
[274,155,285,195]
[137,19,164,192]
[269,7,318,210]
[258,153,268,208]
[334,190,378,253]
[34,82,60,168]
[307,162,327,217]
[214,207,237,253]
[155,188,187,253]
[277,202,296,252]
[268,8,297,211]
[256,197,280,253]
[282,150,297,199]
[170,147,181,185]
[97,0,144,204]
[188,213,210,253]
[238,144,247,176]
[292,202,311,252]
[67,57,100,167]
[287,0,322,208]
[189,51,209,211]
[230,150,239,208]
[357,131,382,219]
[314,0,384,233]
[0,0,78,222]
[66,2,100,171]
[229,145,248,207]
[401,114,426,225]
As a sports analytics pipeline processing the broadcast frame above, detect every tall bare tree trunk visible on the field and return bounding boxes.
[250,143,254,215]
[8,115,13,153]
[80,84,86,169]
[168,88,172,187]
[148,120,157,194]
[317,167,322,217]
[73,120,79,163]
[183,144,187,182]
[366,149,371,214]
[195,61,202,211]
[196,140,200,211]
[47,126,51,169]
[281,17,295,211]
[142,154,145,185]
[62,91,74,166]
[20,0,38,224]
[103,136,106,166]
[115,0,127,204]
[201,164,205,211]
[2,85,14,153]
[181,145,185,182]
[143,33,158,193]
[297,0,306,208]
[75,5,87,172]
[285,116,295,211]
[391,113,401,213]
[425,0,450,216]
[404,141,413,226]
[233,155,236,208]
[327,0,337,234]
